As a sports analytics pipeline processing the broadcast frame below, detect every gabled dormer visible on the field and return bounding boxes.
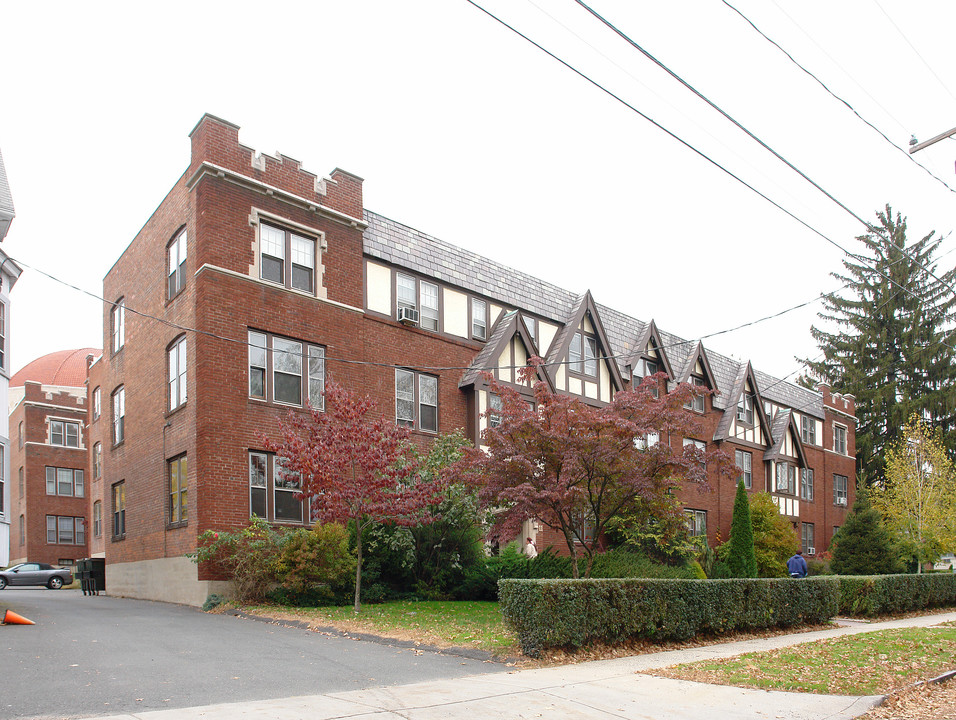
[546,291,624,405]
[764,409,810,516]
[626,320,673,397]
[714,361,772,445]
[673,340,718,413]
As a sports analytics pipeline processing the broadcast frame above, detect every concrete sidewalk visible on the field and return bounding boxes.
[93,611,956,720]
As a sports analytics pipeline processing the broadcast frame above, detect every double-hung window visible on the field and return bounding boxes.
[737,394,754,424]
[633,358,660,396]
[47,516,85,545]
[684,438,707,469]
[488,393,503,428]
[93,443,102,480]
[112,299,125,353]
[260,223,316,293]
[833,424,847,455]
[249,451,307,523]
[168,336,187,411]
[801,523,815,554]
[775,462,796,494]
[93,501,102,538]
[569,332,597,376]
[168,229,187,299]
[50,420,80,448]
[685,376,706,413]
[46,467,84,497]
[685,509,707,537]
[420,281,439,331]
[397,273,417,316]
[395,369,438,432]
[112,387,125,445]
[801,468,814,501]
[735,450,752,489]
[834,474,848,506]
[112,481,126,539]
[472,299,487,340]
[801,415,817,445]
[248,331,325,410]
[92,387,101,421]
[168,454,187,526]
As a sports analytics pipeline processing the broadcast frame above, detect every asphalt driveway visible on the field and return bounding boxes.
[0,589,507,720]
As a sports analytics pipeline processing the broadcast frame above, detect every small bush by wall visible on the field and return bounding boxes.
[838,573,956,616]
[499,576,838,657]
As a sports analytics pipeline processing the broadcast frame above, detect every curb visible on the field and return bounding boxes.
[227,609,521,665]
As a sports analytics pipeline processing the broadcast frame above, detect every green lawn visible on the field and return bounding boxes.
[246,600,519,655]
[659,627,956,695]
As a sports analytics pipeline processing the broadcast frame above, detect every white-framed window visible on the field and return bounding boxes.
[168,335,187,411]
[833,474,848,505]
[635,432,660,450]
[801,523,815,555]
[685,509,707,537]
[572,510,595,543]
[249,451,307,523]
[524,316,537,347]
[775,461,796,495]
[420,281,439,331]
[833,424,847,455]
[93,443,102,480]
[168,228,188,299]
[47,516,85,545]
[50,420,80,448]
[633,358,660,397]
[168,454,187,526]
[112,387,125,445]
[684,438,707,469]
[93,501,102,538]
[112,299,125,353]
[92,387,101,421]
[248,331,325,410]
[735,449,752,489]
[260,222,316,293]
[685,375,706,413]
[801,468,814,501]
[737,394,754,424]
[397,273,417,314]
[801,415,817,445]
[569,332,597,376]
[395,369,438,432]
[46,467,84,497]
[472,299,487,340]
[488,393,503,428]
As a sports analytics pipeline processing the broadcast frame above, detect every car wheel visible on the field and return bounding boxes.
[48,576,63,590]
[0,577,6,590]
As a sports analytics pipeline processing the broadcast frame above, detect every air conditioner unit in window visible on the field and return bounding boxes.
[397,307,419,326]
[807,547,815,555]
[836,497,847,506]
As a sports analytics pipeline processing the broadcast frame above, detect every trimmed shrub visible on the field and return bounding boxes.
[272,523,356,606]
[590,548,699,580]
[838,573,956,616]
[499,576,838,657]
[724,480,757,577]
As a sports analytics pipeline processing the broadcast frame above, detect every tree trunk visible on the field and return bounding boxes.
[354,522,363,613]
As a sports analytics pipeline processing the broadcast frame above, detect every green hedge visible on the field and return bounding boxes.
[838,573,956,616]
[499,577,838,657]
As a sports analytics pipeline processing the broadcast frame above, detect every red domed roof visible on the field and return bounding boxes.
[11,348,101,387]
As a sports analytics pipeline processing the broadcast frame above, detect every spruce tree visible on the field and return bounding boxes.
[830,494,902,575]
[725,479,757,578]
[802,205,956,485]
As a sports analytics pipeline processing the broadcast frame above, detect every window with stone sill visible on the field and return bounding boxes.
[248,331,325,410]
[50,420,80,448]
[395,369,438,432]
[260,222,316,294]
[249,451,307,524]
[167,228,187,299]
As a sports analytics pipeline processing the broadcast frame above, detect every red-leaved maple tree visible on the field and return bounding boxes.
[459,363,736,578]
[264,382,446,611]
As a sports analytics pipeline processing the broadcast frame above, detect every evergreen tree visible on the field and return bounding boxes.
[830,494,902,575]
[724,479,757,578]
[802,205,956,484]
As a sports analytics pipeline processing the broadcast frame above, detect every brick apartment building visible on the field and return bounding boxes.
[8,349,98,566]
[88,114,856,605]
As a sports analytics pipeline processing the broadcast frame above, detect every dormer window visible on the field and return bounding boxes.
[737,393,754,424]
[685,375,706,413]
[570,332,597,376]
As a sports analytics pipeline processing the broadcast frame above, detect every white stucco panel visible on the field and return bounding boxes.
[365,261,392,316]
[443,288,468,338]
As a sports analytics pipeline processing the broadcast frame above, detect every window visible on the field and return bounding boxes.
[92,387,101,421]
[685,509,707,537]
[801,468,814,501]
[248,331,325,410]
[0,300,5,369]
[248,451,307,523]
[168,228,187,298]
[833,474,848,505]
[93,443,102,480]
[569,332,597,376]
[168,454,187,526]
[47,516,85,545]
[397,273,416,314]
[50,420,80,448]
[472,299,487,340]
[833,424,847,455]
[488,393,503,428]
[801,415,816,445]
[735,450,752,489]
[18,466,23,496]
[19,514,24,545]
[633,358,660,397]
[18,420,22,448]
[572,511,595,543]
[420,281,439,331]
[168,336,187,411]
[93,501,102,538]
[112,299,125,353]
[395,369,438,432]
[635,432,659,450]
[112,481,126,539]
[112,387,125,445]
[685,376,706,413]
[737,394,754,424]
[801,523,815,554]
[46,467,84,497]
[775,462,796,494]
[525,317,537,347]
[684,438,707,469]
[260,223,316,293]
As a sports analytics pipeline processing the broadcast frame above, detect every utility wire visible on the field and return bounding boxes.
[722,0,956,195]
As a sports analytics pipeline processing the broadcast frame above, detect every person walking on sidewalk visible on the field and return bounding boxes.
[787,549,808,578]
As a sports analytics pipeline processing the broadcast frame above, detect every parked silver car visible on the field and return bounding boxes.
[0,563,73,589]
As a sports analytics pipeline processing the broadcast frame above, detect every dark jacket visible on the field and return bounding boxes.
[787,553,808,578]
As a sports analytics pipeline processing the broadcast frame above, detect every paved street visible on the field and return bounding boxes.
[0,589,506,719]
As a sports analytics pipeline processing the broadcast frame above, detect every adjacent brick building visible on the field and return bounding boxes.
[8,348,98,566]
[88,115,856,605]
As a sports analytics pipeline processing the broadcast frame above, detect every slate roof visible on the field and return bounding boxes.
[363,209,826,419]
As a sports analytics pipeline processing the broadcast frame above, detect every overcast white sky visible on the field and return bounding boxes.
[1,0,954,383]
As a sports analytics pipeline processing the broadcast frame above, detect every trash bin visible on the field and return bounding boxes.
[77,558,105,596]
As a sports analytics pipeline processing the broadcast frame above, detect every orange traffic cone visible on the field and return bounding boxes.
[2,609,35,625]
